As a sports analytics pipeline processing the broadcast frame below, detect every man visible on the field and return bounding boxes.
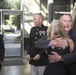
[0,34,5,71]
[35,14,76,75]
[26,13,48,75]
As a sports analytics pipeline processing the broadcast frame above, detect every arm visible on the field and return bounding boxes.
[34,36,50,60]
[26,29,32,61]
[33,49,47,60]
[35,37,69,61]
[26,39,31,61]
[0,34,5,64]
[35,35,50,49]
[62,31,76,65]
[48,38,76,65]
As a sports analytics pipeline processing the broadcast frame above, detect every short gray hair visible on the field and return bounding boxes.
[34,13,43,21]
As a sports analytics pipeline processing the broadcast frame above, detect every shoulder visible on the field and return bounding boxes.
[42,25,47,28]
[31,26,36,29]
[41,25,48,30]
[72,29,76,37]
[71,29,76,34]
[30,26,36,31]
[72,29,76,31]
[69,29,76,37]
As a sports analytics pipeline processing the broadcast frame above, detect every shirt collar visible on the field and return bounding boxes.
[66,32,69,34]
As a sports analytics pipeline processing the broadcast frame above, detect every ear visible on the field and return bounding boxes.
[40,18,43,22]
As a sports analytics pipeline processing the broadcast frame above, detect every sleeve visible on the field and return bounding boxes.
[35,36,50,49]
[0,34,5,62]
[39,49,46,57]
[38,46,52,57]
[27,29,32,55]
[62,52,76,65]
[62,33,76,65]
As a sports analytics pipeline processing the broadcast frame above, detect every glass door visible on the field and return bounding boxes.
[1,10,24,58]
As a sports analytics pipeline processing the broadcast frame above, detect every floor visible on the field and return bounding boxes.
[0,33,31,75]
[0,59,30,75]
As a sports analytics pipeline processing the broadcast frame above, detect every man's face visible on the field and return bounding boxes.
[33,15,42,26]
[61,15,72,32]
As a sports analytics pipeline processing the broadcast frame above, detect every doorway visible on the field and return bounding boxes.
[1,10,24,58]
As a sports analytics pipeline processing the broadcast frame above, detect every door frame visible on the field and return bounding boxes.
[1,9,24,58]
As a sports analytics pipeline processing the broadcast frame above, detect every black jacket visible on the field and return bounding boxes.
[0,34,5,71]
[27,24,48,66]
[0,34,5,62]
[35,29,76,75]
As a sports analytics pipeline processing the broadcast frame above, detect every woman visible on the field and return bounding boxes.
[43,20,74,75]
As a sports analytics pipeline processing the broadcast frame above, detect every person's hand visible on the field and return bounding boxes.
[48,52,61,62]
[50,40,57,47]
[33,54,41,60]
[55,38,68,48]
[26,54,31,61]
[50,38,68,48]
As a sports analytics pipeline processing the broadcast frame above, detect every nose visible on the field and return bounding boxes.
[65,21,69,26]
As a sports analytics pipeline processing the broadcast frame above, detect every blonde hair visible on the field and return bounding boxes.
[47,20,69,40]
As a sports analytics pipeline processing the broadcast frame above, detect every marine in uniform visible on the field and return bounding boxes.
[27,24,48,75]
